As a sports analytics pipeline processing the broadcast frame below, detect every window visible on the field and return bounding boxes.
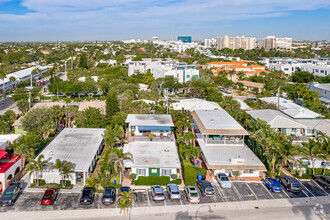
[186,75,190,78]
[137,168,146,176]
[161,169,171,176]
[243,169,255,174]
[302,161,310,166]
[130,126,136,130]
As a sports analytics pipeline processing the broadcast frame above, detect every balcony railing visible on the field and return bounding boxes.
[207,139,243,145]
[131,135,174,142]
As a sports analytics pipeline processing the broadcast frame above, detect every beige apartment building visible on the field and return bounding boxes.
[258,36,292,51]
[216,35,256,50]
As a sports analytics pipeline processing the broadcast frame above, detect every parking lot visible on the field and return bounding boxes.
[0,180,329,212]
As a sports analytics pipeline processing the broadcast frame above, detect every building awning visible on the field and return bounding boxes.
[0,149,8,159]
[138,126,172,131]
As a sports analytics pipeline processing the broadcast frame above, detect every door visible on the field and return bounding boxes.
[149,168,160,176]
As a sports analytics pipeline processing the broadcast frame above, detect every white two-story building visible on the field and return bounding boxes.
[191,110,266,178]
[124,114,180,179]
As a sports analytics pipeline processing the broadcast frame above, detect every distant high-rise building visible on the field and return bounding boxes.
[258,36,276,51]
[216,36,256,50]
[258,36,292,51]
[152,36,158,41]
[178,36,192,43]
[204,38,216,47]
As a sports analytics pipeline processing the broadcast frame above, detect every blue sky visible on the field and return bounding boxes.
[0,0,329,41]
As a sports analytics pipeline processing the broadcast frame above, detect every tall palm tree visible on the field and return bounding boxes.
[109,151,133,184]
[14,144,35,167]
[0,71,6,99]
[9,76,16,91]
[117,190,136,220]
[27,154,49,186]
[317,132,330,175]
[300,138,323,176]
[50,159,74,187]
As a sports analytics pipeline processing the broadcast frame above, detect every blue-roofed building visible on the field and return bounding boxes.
[178,36,192,43]
[124,114,180,179]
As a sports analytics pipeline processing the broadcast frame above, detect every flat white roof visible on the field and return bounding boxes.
[39,128,105,172]
[260,97,322,119]
[126,114,174,126]
[197,139,265,167]
[194,110,244,130]
[171,98,221,111]
[0,134,21,143]
[123,141,180,168]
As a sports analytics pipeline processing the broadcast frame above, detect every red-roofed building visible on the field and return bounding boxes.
[207,61,269,82]
[0,150,22,194]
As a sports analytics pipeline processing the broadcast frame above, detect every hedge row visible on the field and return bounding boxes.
[133,176,182,186]
[60,180,72,186]
[33,179,46,186]
[182,160,197,186]
[306,168,330,176]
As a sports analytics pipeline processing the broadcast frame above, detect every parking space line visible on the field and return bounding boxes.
[302,190,309,197]
[164,198,167,206]
[216,184,227,202]
[180,199,183,206]
[298,180,315,197]
[312,180,330,196]
[232,184,243,201]
[261,182,275,199]
[245,183,258,200]
[146,189,151,207]
[282,189,290,198]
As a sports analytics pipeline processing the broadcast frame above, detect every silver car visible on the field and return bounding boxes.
[184,186,200,204]
[166,184,181,200]
[216,173,231,188]
[151,185,165,201]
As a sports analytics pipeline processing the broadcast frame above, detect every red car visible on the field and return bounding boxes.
[41,188,58,205]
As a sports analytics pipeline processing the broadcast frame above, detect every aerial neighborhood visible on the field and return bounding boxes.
[0,36,329,219]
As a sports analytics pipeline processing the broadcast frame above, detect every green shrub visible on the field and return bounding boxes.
[60,180,71,186]
[306,168,330,176]
[133,176,182,186]
[232,171,241,177]
[183,162,197,186]
[170,174,177,180]
[33,179,46,186]
[129,173,137,181]
[293,174,313,179]
[194,167,207,176]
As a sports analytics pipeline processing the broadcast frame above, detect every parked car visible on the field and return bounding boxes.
[264,178,282,192]
[279,176,302,193]
[0,181,22,206]
[80,187,95,205]
[102,187,116,204]
[118,186,136,203]
[41,188,58,205]
[196,181,215,196]
[184,186,200,203]
[216,173,231,188]
[314,175,330,190]
[150,185,165,201]
[166,184,181,200]
[246,98,257,102]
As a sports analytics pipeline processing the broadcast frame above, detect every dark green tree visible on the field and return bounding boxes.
[79,53,88,69]
[106,91,120,119]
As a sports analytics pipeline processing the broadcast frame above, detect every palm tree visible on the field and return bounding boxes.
[9,76,16,90]
[317,132,330,175]
[109,151,133,184]
[27,154,49,186]
[0,71,6,99]
[117,190,136,220]
[50,159,74,187]
[300,138,323,176]
[14,144,35,167]
[103,125,126,148]
[175,113,192,135]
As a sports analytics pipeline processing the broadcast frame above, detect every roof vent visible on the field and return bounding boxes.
[210,119,214,122]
